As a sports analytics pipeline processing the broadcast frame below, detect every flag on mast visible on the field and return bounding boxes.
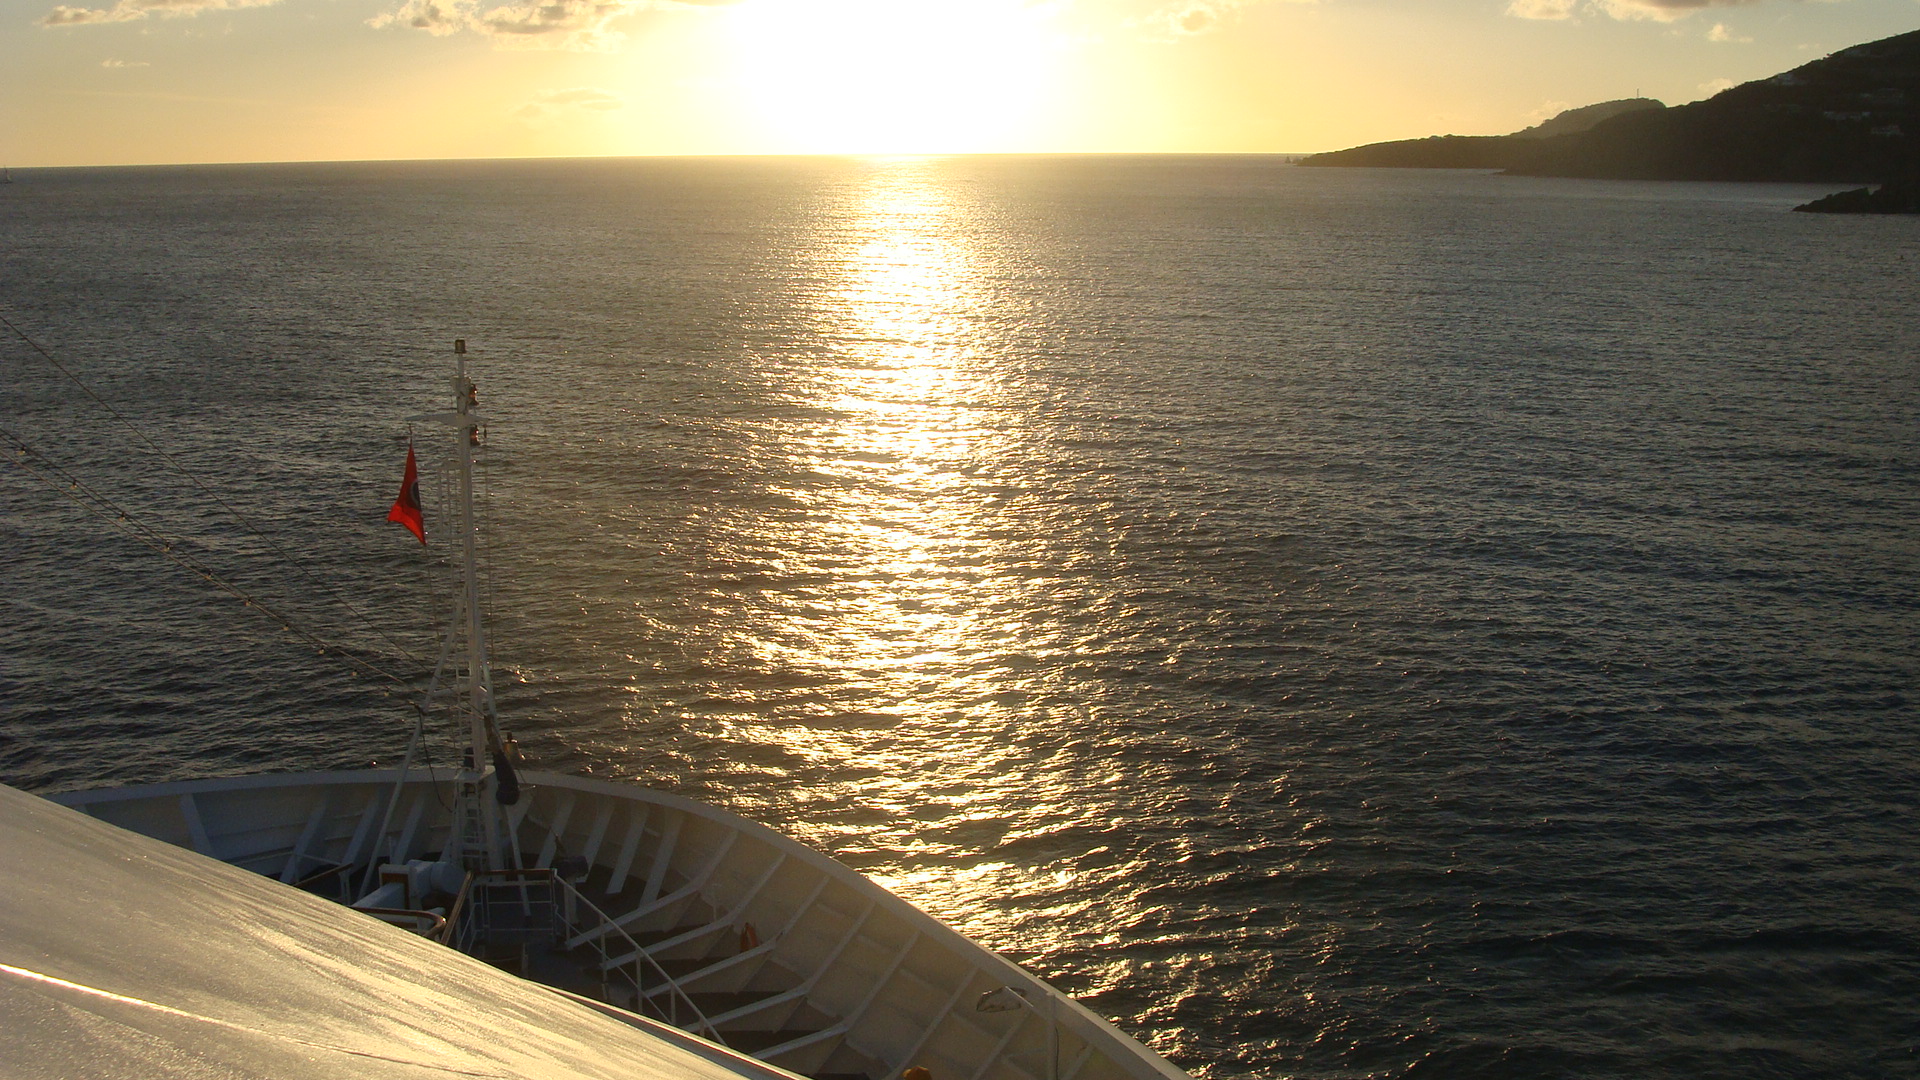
[388,442,426,544]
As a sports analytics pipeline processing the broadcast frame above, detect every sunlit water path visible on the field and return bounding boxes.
[2,158,1916,1079]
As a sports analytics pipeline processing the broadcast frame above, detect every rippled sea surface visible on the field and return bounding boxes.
[2,157,1917,1079]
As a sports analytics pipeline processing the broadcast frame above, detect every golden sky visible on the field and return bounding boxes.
[4,0,1917,165]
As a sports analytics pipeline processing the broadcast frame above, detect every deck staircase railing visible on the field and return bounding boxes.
[441,867,725,1046]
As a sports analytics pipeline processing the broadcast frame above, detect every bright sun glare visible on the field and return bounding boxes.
[722,0,1065,154]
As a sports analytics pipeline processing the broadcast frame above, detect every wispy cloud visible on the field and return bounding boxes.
[474,0,631,49]
[41,0,276,26]
[101,56,149,65]
[40,0,725,38]
[1526,98,1574,123]
[368,0,735,50]
[1508,0,1767,23]
[1130,0,1314,41]
[1707,22,1752,42]
[1506,0,1577,18]
[512,86,624,118]
[366,0,462,34]
[1163,2,1238,35]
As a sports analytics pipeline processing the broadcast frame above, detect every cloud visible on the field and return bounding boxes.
[366,0,463,34]
[475,0,630,48]
[368,0,735,49]
[1698,76,1738,96]
[101,56,149,65]
[1526,98,1573,123]
[544,87,622,107]
[1603,0,1758,21]
[1172,5,1217,33]
[1506,0,1577,17]
[513,86,624,118]
[40,0,276,25]
[1130,0,1313,41]
[1706,21,1752,42]
[1508,0,1765,22]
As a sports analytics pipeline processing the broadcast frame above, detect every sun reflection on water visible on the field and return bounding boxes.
[655,160,1132,973]
[771,159,1000,726]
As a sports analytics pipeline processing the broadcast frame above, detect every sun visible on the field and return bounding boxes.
[719,0,1067,155]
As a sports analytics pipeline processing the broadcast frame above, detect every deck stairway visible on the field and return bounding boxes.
[438,859,883,1080]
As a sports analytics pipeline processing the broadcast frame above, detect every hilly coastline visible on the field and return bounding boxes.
[1300,98,1665,170]
[1301,27,1918,206]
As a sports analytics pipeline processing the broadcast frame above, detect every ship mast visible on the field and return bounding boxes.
[414,339,516,871]
[452,341,493,798]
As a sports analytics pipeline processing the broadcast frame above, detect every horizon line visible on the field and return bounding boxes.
[3,150,1333,172]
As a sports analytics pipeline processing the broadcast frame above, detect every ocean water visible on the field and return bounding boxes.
[2,156,1917,1079]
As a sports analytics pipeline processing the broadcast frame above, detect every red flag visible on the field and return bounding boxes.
[387,442,425,544]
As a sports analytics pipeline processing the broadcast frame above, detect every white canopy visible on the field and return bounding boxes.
[0,782,798,1080]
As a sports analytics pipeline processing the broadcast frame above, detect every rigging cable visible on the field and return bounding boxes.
[0,425,418,693]
[0,311,427,670]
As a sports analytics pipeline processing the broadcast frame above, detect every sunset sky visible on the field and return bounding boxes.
[4,0,1916,165]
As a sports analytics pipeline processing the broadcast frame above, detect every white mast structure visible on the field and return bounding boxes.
[410,339,517,874]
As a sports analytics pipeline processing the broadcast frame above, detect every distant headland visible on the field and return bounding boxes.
[1301,27,1920,212]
